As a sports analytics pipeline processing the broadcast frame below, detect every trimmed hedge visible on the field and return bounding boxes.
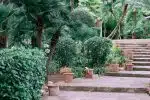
[0,47,46,100]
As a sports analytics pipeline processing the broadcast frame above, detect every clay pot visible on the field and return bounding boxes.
[63,73,74,83]
[126,63,133,71]
[48,84,59,96]
[107,64,119,72]
[85,69,94,79]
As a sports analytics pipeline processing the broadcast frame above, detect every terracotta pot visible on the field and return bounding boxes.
[48,84,59,96]
[85,69,94,79]
[119,67,125,71]
[126,63,133,71]
[63,73,74,83]
[107,64,119,72]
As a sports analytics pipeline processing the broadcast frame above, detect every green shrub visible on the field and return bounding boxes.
[106,46,126,65]
[0,47,46,100]
[94,67,106,75]
[72,67,84,78]
[55,37,76,67]
[48,60,60,74]
[70,7,95,27]
[84,36,112,68]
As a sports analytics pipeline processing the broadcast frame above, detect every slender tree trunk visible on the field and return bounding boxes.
[45,27,61,84]
[70,0,74,11]
[31,36,37,48]
[107,4,128,38]
[0,35,7,48]
[36,16,43,48]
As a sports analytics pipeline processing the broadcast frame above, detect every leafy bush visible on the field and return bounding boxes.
[72,67,84,78]
[94,67,106,75]
[84,36,112,68]
[106,46,126,65]
[55,37,76,67]
[70,7,95,27]
[0,47,46,100]
[48,60,60,74]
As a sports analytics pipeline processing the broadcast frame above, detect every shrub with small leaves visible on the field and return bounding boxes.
[55,37,76,67]
[0,47,46,100]
[84,36,112,68]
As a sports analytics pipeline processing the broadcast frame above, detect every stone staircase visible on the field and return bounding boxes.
[43,39,150,100]
[106,39,150,78]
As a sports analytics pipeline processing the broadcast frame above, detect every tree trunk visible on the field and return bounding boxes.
[70,0,74,11]
[31,36,37,48]
[0,35,7,48]
[107,4,128,39]
[36,16,43,48]
[45,27,61,84]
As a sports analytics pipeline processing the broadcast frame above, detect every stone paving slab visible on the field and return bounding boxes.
[56,76,150,93]
[106,71,150,78]
[42,91,150,100]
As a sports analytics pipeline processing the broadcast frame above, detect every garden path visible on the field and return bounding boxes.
[43,39,150,100]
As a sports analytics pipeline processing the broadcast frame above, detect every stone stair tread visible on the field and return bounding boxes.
[58,76,149,88]
[134,66,150,68]
[133,66,150,71]
[42,91,150,100]
[106,71,150,78]
[133,58,150,59]
[133,55,150,57]
[133,61,150,63]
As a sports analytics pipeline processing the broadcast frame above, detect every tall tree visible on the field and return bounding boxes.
[0,3,14,48]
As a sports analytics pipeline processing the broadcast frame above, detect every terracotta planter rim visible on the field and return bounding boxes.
[63,73,74,75]
[126,64,133,65]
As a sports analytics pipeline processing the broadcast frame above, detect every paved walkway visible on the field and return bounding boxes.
[42,91,150,100]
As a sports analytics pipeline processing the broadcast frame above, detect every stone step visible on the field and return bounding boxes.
[133,61,150,66]
[120,47,150,50]
[133,58,150,61]
[133,66,150,71]
[105,71,150,78]
[42,91,150,100]
[133,55,150,58]
[133,50,150,52]
[57,76,150,93]
[133,52,150,55]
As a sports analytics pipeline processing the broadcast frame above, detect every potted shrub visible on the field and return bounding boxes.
[60,67,74,83]
[84,67,94,79]
[107,58,120,72]
[126,60,134,71]
[55,37,76,83]
[118,56,127,71]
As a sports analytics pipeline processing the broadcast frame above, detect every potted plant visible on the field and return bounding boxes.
[118,56,127,71]
[84,67,94,79]
[107,58,120,72]
[125,59,134,71]
[60,66,74,83]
